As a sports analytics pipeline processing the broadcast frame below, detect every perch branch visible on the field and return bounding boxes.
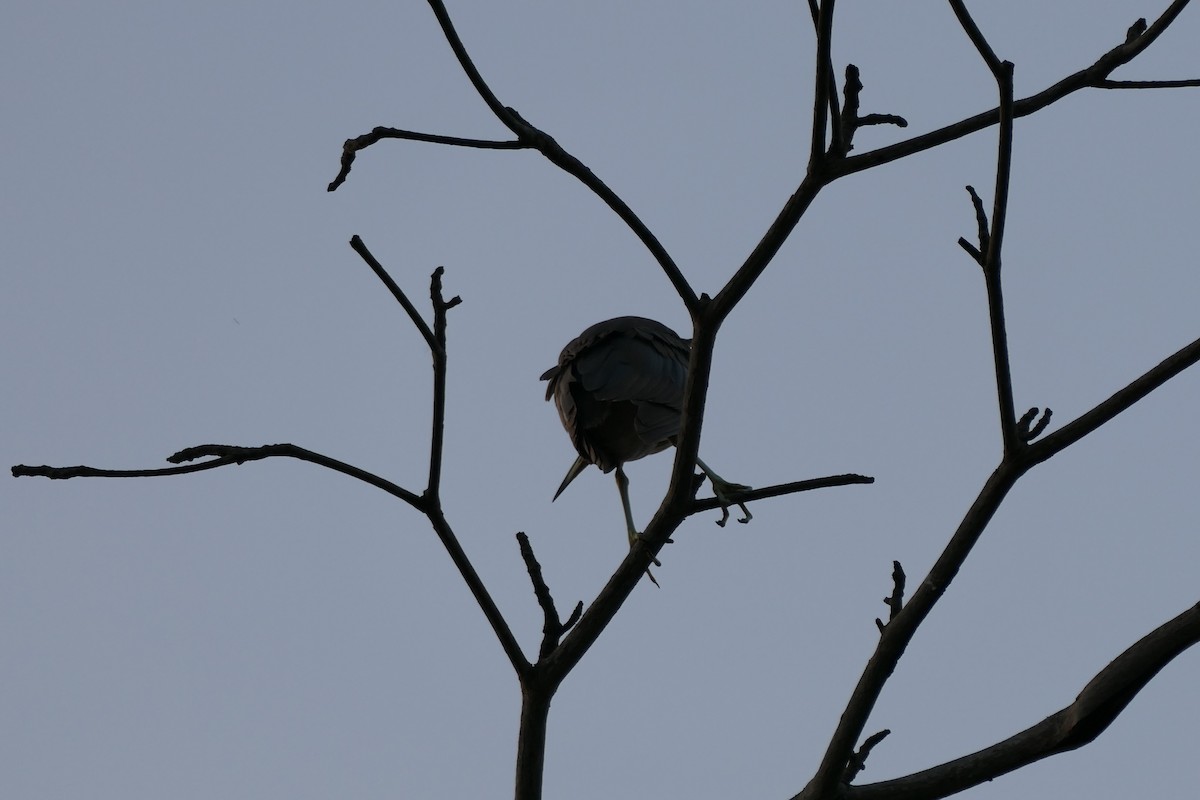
[689,473,874,518]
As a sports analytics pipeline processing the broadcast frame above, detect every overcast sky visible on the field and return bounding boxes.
[4,2,1198,798]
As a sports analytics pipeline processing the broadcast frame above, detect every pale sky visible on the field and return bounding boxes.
[4,2,1198,798]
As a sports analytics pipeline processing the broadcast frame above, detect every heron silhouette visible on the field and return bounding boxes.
[541,316,750,551]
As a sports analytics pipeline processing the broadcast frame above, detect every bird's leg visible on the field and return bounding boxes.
[615,467,662,582]
[695,456,752,527]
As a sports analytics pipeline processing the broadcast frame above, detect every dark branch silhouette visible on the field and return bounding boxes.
[846,601,1200,800]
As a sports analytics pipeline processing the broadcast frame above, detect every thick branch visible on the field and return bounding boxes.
[848,601,1200,800]
[798,461,1025,800]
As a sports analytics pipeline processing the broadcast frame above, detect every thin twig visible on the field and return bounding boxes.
[807,0,843,155]
[947,0,1022,456]
[349,236,437,352]
[875,561,906,633]
[961,185,989,266]
[836,65,909,158]
[374,1,700,312]
[1096,78,1200,88]
[809,0,837,166]
[14,443,424,508]
[328,127,524,191]
[427,266,461,500]
[1016,406,1053,442]
[843,729,892,784]
[517,532,582,661]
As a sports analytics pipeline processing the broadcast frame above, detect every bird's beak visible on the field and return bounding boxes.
[552,455,590,501]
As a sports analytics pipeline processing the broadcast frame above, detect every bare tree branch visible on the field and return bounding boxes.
[349,235,438,352]
[847,601,1200,800]
[1028,334,1200,465]
[516,532,582,661]
[831,0,1196,180]
[875,561,906,633]
[945,1,1022,455]
[1097,77,1200,88]
[13,443,424,508]
[807,0,844,155]
[836,64,908,157]
[809,0,837,166]
[843,729,892,784]
[426,265,460,500]
[689,473,874,518]
[329,1,698,312]
[328,127,524,191]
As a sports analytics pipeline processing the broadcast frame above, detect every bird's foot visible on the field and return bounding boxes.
[709,477,753,528]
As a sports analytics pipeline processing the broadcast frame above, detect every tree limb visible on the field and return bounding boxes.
[847,601,1200,800]
[330,1,698,312]
[831,0,1195,180]
[13,443,424,508]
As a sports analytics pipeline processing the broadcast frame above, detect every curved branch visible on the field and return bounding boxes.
[847,601,1200,800]
[349,1,699,312]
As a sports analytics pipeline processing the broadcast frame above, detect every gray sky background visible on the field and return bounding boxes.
[4,2,1198,798]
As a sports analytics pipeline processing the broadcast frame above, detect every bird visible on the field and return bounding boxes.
[540,316,751,552]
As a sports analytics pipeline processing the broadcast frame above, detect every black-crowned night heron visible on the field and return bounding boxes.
[540,316,750,549]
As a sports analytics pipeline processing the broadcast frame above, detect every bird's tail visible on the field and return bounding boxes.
[552,455,590,501]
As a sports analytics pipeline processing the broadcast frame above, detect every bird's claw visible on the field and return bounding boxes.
[628,531,663,567]
[714,500,753,527]
[710,479,753,528]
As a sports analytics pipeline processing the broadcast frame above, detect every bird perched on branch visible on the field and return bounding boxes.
[540,316,750,551]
